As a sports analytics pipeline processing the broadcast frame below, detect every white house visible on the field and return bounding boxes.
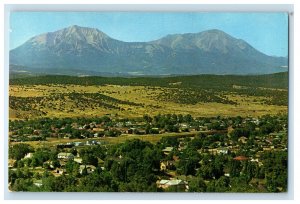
[162,147,173,155]
[33,180,43,187]
[157,179,186,191]
[57,152,74,160]
[217,147,229,154]
[24,152,34,159]
[79,165,96,174]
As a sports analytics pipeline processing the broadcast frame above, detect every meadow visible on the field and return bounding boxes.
[9,73,288,120]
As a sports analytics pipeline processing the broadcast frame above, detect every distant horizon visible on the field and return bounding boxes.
[10,12,288,57]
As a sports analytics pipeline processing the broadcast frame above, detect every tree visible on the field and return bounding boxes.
[9,169,17,184]
[51,159,60,169]
[212,155,225,179]
[81,166,88,176]
[160,136,179,148]
[11,178,33,191]
[23,158,32,167]
[143,115,152,123]
[228,159,242,177]
[215,176,230,192]
[66,160,80,176]
[82,154,98,166]
[30,157,39,167]
[16,160,24,169]
[198,164,214,180]
[9,144,33,160]
[189,177,207,192]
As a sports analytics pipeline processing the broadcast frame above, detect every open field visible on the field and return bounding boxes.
[9,82,287,120]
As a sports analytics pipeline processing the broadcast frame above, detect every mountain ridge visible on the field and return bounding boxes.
[10,25,288,76]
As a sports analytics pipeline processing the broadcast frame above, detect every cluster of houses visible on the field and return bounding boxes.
[9,115,231,143]
[54,152,104,176]
[56,140,101,149]
[10,115,270,144]
[155,124,287,189]
[9,115,288,191]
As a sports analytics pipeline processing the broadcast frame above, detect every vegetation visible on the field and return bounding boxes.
[9,73,288,120]
[9,113,288,192]
[10,72,288,90]
[8,73,288,192]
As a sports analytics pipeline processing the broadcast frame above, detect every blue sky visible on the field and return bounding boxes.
[10,12,288,57]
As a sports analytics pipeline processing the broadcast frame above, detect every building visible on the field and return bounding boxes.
[85,140,98,146]
[33,180,43,187]
[57,152,74,160]
[24,152,34,159]
[8,159,16,168]
[54,168,66,175]
[162,147,173,155]
[74,157,83,164]
[79,165,96,174]
[160,161,175,171]
[217,147,229,154]
[233,156,248,161]
[238,136,248,144]
[74,142,84,147]
[157,179,186,191]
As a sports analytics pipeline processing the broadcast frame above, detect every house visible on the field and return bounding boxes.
[33,180,43,187]
[74,142,84,147]
[127,128,134,134]
[252,118,260,125]
[33,130,40,135]
[162,147,173,155]
[98,158,105,166]
[59,160,66,167]
[208,148,218,155]
[179,123,189,128]
[92,127,105,132]
[125,121,133,126]
[160,161,175,171]
[250,158,264,167]
[238,136,248,144]
[217,147,229,154]
[57,152,74,160]
[8,159,16,168]
[157,179,186,191]
[74,157,83,164]
[137,129,146,135]
[263,146,274,151]
[233,156,248,161]
[85,140,98,146]
[43,160,55,169]
[79,165,96,174]
[54,168,66,174]
[24,152,34,159]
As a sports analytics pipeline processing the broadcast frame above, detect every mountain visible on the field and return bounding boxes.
[9,25,288,76]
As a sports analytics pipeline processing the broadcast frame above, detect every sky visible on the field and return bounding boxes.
[9,12,288,57]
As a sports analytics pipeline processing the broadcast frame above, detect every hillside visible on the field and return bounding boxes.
[10,72,288,90]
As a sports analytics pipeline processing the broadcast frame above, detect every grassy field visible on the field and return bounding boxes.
[9,83,287,120]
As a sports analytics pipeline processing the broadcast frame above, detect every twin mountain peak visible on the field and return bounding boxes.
[10,25,288,76]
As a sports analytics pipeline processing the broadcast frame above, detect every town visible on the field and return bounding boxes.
[9,113,288,192]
